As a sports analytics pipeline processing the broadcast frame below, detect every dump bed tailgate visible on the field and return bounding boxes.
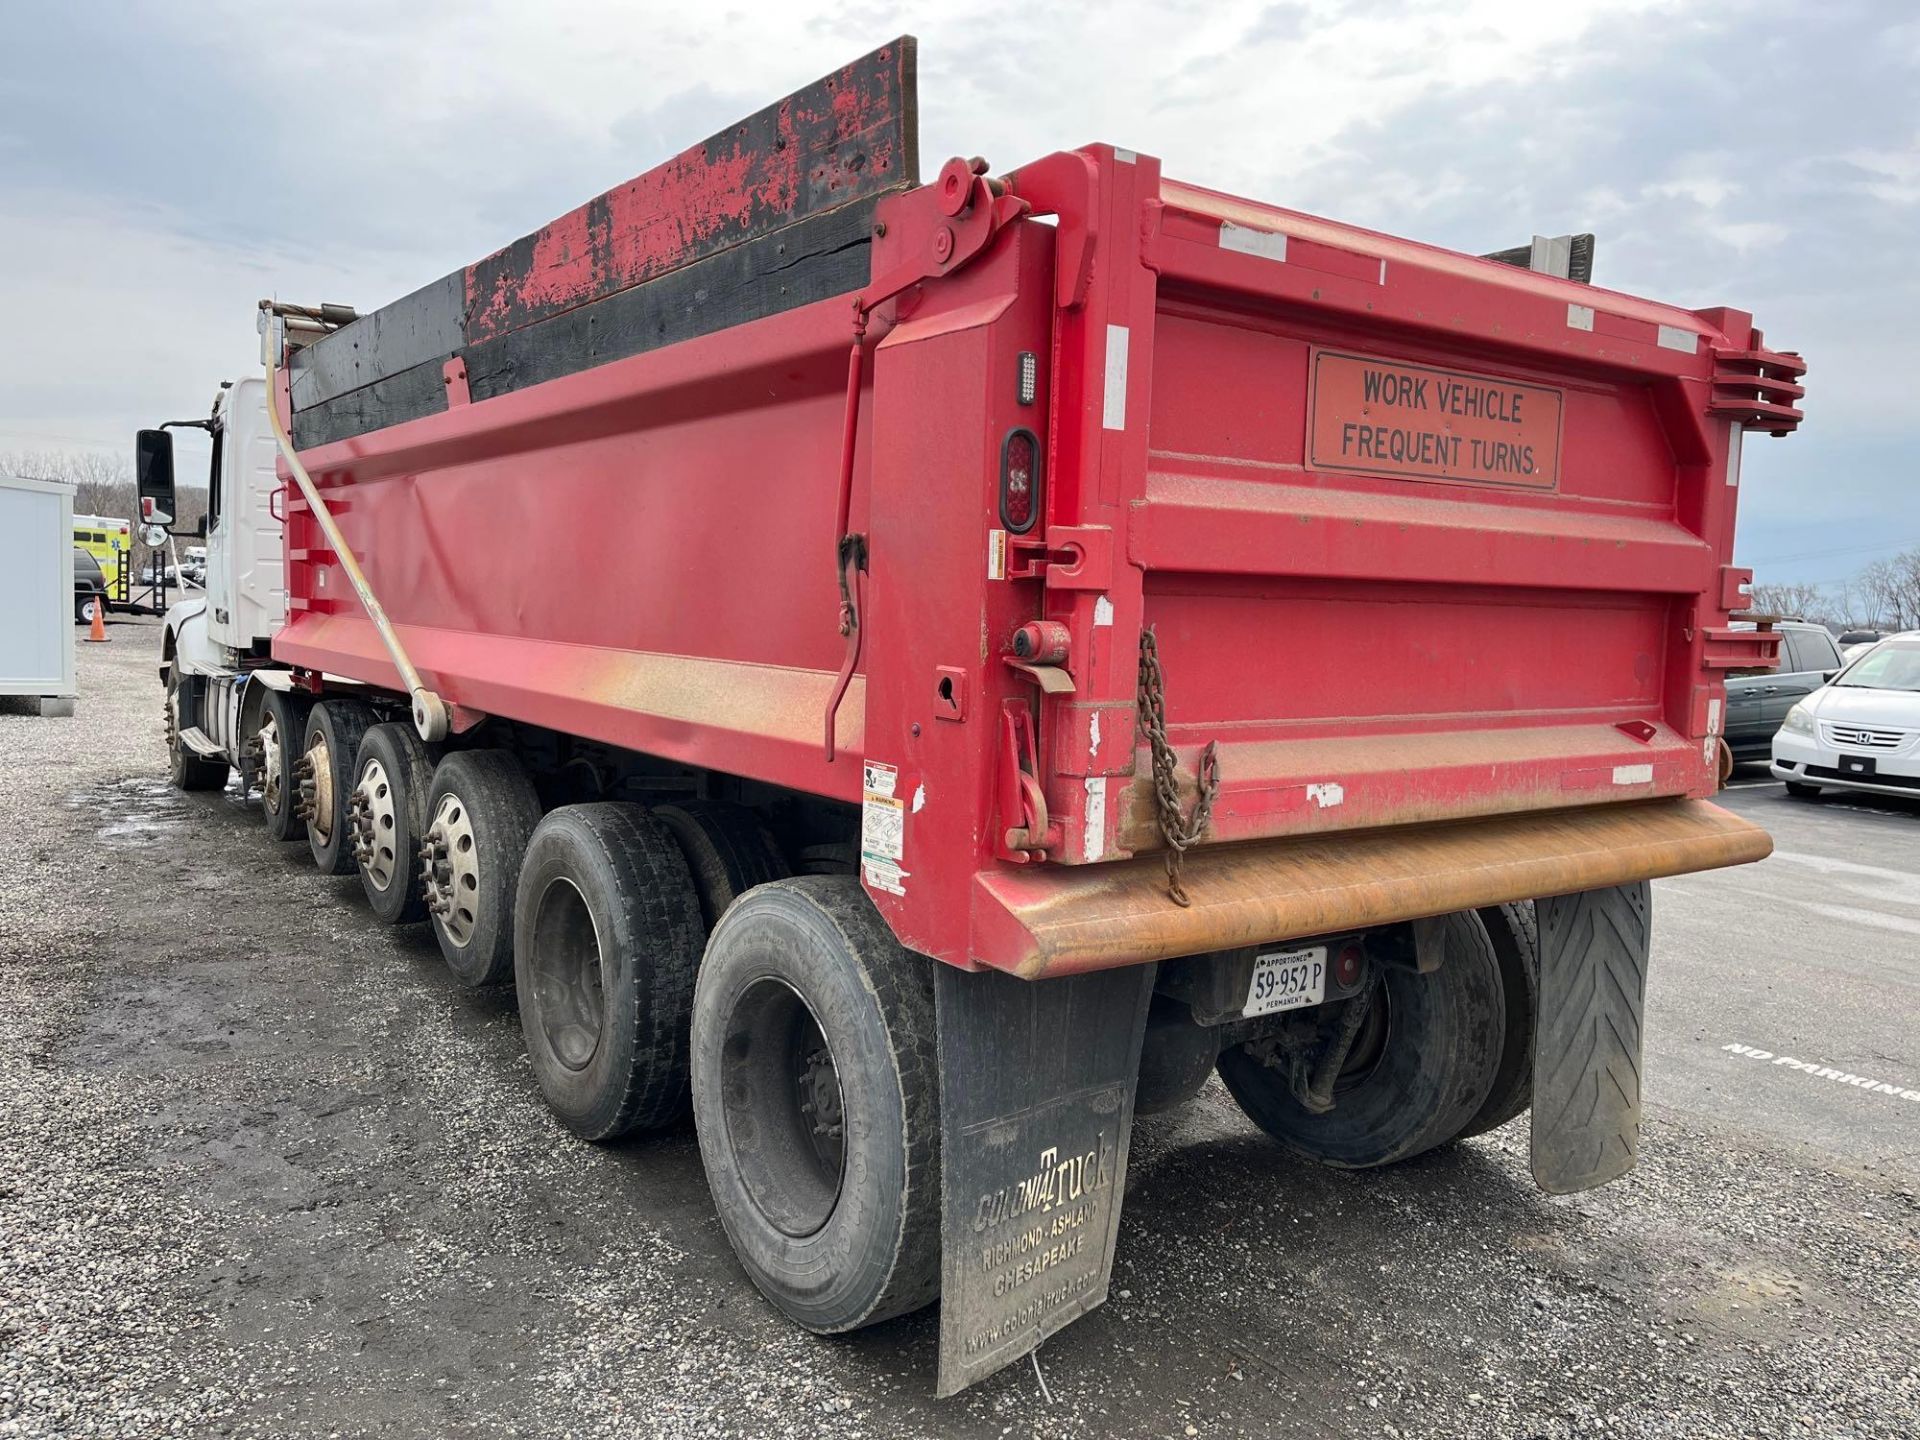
[1017,151,1801,867]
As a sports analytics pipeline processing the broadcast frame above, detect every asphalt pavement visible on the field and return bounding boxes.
[1,618,1914,1439]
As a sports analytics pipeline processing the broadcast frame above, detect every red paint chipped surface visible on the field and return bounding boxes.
[463,42,913,343]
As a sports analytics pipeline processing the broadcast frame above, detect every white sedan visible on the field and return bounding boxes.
[1771,633,1920,801]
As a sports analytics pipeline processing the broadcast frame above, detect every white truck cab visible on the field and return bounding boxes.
[158,376,291,773]
[201,377,285,654]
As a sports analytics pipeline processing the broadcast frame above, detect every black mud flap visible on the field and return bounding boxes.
[933,964,1155,1396]
[1531,882,1652,1195]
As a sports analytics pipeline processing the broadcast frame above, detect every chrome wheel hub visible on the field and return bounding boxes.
[256,716,285,811]
[349,757,400,890]
[421,793,480,945]
[296,733,336,839]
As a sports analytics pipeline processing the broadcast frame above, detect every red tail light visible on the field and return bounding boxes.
[1335,942,1363,988]
[1000,427,1041,534]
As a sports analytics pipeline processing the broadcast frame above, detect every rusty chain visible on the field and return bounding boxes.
[1137,627,1220,907]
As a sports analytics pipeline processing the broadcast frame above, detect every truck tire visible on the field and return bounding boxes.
[352,723,436,925]
[1217,909,1504,1168]
[653,801,790,932]
[515,804,705,1138]
[691,877,940,1333]
[1457,902,1538,1139]
[257,689,311,842]
[423,750,542,988]
[302,700,376,876]
[165,668,229,792]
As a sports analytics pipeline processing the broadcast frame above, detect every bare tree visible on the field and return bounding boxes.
[1857,550,1920,632]
[1748,581,1830,622]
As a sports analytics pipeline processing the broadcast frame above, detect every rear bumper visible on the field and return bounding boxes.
[972,799,1770,980]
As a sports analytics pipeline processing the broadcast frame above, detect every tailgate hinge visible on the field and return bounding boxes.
[995,700,1059,862]
[824,158,1033,760]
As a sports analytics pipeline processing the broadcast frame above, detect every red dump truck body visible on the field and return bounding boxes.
[274,91,1796,979]
[232,38,1808,1394]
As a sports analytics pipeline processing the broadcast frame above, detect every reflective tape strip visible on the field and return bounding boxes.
[1219,222,1288,263]
[1103,325,1129,431]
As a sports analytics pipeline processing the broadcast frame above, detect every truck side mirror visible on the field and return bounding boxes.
[135,429,177,527]
[195,513,209,540]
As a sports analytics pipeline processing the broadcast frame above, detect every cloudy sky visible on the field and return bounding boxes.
[2,0,1911,585]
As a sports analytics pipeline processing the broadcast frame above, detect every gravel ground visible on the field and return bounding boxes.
[1,617,1915,1438]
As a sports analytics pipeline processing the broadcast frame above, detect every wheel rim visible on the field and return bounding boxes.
[305,733,337,843]
[719,978,846,1239]
[258,716,285,812]
[351,757,400,890]
[527,878,606,1071]
[422,793,480,945]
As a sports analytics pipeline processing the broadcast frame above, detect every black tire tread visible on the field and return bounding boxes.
[1458,901,1539,1138]
[790,876,942,1326]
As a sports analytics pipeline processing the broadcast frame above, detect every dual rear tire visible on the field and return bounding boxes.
[1217,904,1537,1167]
[509,806,933,1331]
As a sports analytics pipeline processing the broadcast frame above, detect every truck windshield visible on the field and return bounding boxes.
[1834,639,1920,692]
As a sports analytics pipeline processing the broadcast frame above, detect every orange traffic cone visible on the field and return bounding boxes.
[86,597,107,643]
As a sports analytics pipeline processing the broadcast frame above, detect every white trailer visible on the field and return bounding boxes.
[0,474,78,717]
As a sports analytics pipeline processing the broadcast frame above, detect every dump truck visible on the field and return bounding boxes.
[145,38,1804,1394]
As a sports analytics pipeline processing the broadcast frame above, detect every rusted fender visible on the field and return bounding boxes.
[970,799,1770,980]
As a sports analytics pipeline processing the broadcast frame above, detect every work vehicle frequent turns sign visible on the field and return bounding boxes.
[1307,349,1564,490]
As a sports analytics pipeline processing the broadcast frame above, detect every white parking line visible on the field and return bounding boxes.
[1767,850,1920,909]
[1720,1042,1920,1104]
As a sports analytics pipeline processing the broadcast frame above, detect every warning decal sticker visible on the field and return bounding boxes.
[1307,348,1564,491]
[861,761,907,896]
